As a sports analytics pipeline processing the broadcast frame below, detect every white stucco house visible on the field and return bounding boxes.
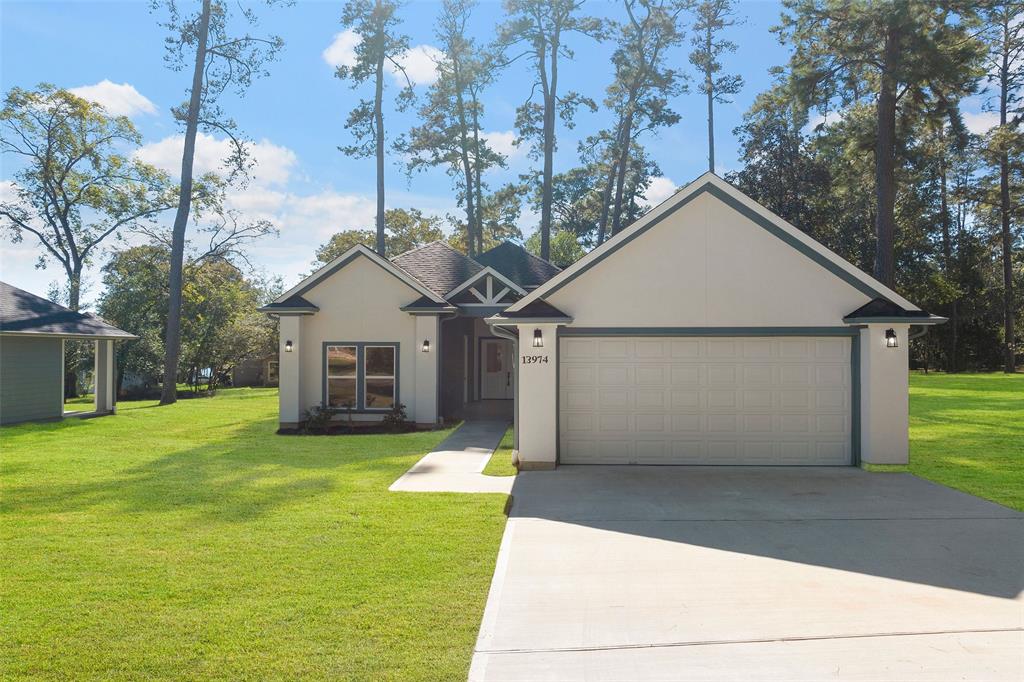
[262,173,944,468]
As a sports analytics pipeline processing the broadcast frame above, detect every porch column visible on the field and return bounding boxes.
[859,323,910,465]
[94,339,115,414]
[413,314,440,426]
[279,315,302,429]
[515,323,558,469]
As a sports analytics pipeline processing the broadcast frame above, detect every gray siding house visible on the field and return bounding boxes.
[0,281,137,425]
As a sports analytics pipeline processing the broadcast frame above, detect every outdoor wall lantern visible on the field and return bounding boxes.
[533,328,544,348]
[885,329,898,348]
[422,339,431,353]
[285,340,293,352]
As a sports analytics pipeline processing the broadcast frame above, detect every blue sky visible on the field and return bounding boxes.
[0,1,997,306]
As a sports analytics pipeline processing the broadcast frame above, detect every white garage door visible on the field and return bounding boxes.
[559,336,852,465]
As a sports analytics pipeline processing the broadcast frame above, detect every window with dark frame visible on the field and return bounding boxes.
[325,343,397,410]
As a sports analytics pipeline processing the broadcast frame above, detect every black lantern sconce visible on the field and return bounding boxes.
[532,328,544,348]
[284,340,293,352]
[885,329,898,348]
[422,339,431,353]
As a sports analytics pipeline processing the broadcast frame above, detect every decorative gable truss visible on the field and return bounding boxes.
[445,267,527,306]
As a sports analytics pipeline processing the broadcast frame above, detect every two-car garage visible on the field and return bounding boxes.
[558,334,855,466]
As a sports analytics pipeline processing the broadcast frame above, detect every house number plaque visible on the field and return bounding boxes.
[521,355,549,364]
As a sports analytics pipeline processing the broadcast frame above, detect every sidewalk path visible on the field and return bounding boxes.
[389,420,514,494]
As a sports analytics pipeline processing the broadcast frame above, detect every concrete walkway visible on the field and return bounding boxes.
[389,420,514,494]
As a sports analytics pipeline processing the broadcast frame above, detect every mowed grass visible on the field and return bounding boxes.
[482,427,517,477]
[0,389,508,680]
[890,373,1023,511]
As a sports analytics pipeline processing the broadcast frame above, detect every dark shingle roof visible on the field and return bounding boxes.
[843,298,933,320]
[475,241,561,288]
[258,295,319,312]
[494,299,571,320]
[0,281,136,338]
[391,242,484,297]
[399,296,457,312]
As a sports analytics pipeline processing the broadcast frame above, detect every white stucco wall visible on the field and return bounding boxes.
[281,254,436,425]
[860,323,910,464]
[546,193,872,327]
[515,323,559,468]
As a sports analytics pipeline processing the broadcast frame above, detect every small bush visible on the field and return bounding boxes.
[382,403,409,432]
[301,403,333,434]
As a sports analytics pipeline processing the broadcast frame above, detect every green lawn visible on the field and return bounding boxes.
[883,372,1023,511]
[482,427,517,477]
[0,389,508,680]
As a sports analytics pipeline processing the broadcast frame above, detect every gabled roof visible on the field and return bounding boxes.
[258,295,319,314]
[475,241,562,289]
[505,172,922,315]
[487,299,572,324]
[445,265,527,299]
[273,244,446,306]
[0,281,137,339]
[399,296,458,313]
[391,241,484,298]
[843,298,946,325]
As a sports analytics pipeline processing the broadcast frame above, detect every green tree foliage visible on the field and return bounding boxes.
[777,0,984,287]
[688,0,744,172]
[448,183,526,254]
[100,244,279,395]
[497,0,605,260]
[0,85,176,311]
[594,0,688,244]
[335,0,413,257]
[401,0,504,257]
[525,228,585,267]
[314,208,444,263]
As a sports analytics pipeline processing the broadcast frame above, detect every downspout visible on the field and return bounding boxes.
[908,325,928,341]
[487,323,520,454]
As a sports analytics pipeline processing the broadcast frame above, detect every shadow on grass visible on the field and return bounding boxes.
[3,418,448,522]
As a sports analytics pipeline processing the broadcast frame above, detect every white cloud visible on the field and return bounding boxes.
[68,80,157,117]
[134,133,298,187]
[482,130,521,158]
[322,29,439,86]
[641,176,677,208]
[963,111,999,135]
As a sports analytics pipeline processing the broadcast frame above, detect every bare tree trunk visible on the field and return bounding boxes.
[873,29,898,288]
[595,160,617,246]
[610,111,636,236]
[374,20,387,257]
[538,34,557,262]
[705,25,715,173]
[454,62,477,257]
[64,263,84,398]
[161,0,211,406]
[939,155,957,373]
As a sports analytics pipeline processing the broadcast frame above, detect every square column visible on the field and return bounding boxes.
[515,323,559,469]
[279,315,302,428]
[94,339,115,414]
[413,315,440,426]
[859,323,910,464]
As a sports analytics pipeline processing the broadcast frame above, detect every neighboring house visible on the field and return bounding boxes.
[232,353,279,387]
[263,173,944,468]
[0,281,137,425]
[259,240,559,427]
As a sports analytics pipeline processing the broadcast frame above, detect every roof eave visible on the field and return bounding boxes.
[842,315,948,325]
[485,315,574,325]
[0,330,140,340]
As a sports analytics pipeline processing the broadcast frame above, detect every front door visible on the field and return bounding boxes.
[481,338,513,399]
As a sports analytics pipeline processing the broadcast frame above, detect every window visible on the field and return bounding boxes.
[267,361,279,383]
[326,345,357,408]
[364,346,396,409]
[325,343,398,410]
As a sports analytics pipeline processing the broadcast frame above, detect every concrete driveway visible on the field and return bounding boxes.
[470,467,1023,681]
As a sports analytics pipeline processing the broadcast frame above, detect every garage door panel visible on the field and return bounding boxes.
[559,335,852,466]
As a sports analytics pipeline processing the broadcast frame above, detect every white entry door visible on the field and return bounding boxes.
[481,338,514,399]
[559,336,853,465]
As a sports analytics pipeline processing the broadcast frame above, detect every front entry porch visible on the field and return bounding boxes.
[454,399,514,422]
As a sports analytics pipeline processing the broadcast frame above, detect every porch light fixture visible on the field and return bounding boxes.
[284,340,293,352]
[885,329,898,348]
[532,328,544,348]
[422,339,430,353]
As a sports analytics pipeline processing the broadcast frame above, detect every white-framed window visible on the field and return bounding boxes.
[324,343,398,410]
[267,360,279,383]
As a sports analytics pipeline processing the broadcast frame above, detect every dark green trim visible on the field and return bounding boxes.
[529,180,896,305]
[321,341,400,413]
[560,327,859,337]
[851,333,861,466]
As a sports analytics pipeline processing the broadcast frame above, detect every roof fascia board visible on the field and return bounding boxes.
[0,330,139,340]
[445,266,527,299]
[506,172,919,313]
[275,245,446,304]
[843,316,948,325]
